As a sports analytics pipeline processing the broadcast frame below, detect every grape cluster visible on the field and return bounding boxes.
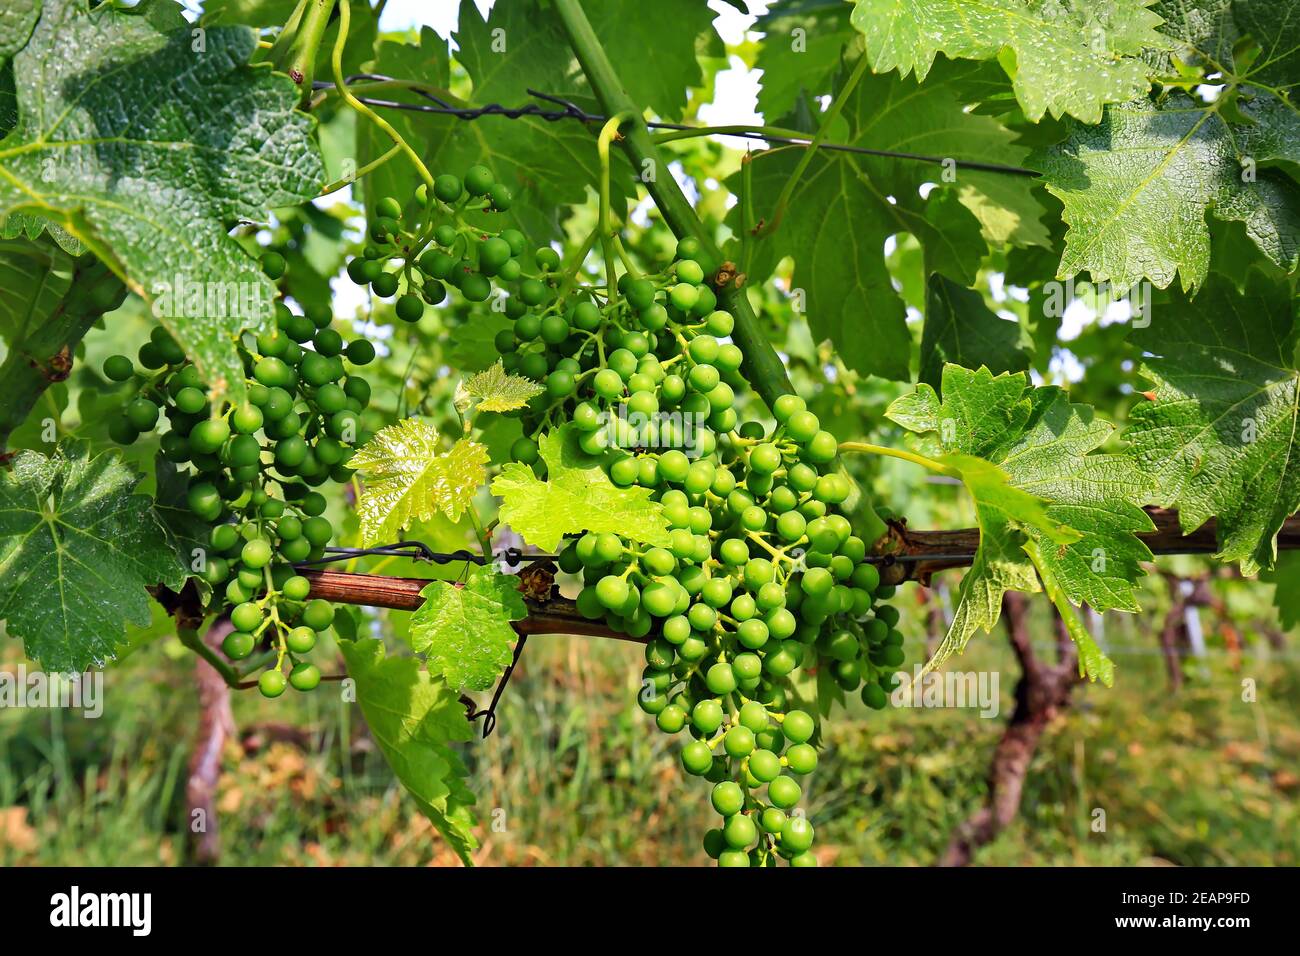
[103,263,376,697]
[492,235,903,866]
[344,165,556,321]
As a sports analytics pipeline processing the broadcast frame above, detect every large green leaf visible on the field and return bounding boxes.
[0,0,39,62]
[754,0,855,121]
[0,236,72,346]
[0,0,323,405]
[491,426,672,551]
[339,638,478,864]
[919,274,1030,390]
[730,59,1041,380]
[888,365,1156,682]
[1031,95,1300,294]
[410,566,528,692]
[0,441,186,671]
[1126,273,1300,574]
[850,0,1169,122]
[348,418,488,547]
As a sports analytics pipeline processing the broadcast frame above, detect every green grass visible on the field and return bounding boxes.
[1,600,1296,866]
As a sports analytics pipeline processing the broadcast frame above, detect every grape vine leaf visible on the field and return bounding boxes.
[1030,95,1300,294]
[0,0,39,62]
[338,638,478,864]
[1126,273,1300,574]
[491,426,672,551]
[0,236,72,346]
[919,274,1030,391]
[577,0,719,121]
[730,59,1043,380]
[440,0,628,241]
[1260,551,1300,629]
[152,455,212,602]
[754,0,855,122]
[409,566,528,692]
[348,418,488,547]
[455,360,545,414]
[0,0,323,405]
[889,365,1157,683]
[849,0,1170,122]
[0,441,187,671]
[355,28,453,221]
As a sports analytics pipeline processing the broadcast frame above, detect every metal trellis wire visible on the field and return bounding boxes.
[312,77,1038,177]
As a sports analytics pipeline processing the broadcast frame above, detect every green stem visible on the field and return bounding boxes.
[598,111,634,306]
[280,0,335,104]
[179,627,242,689]
[758,53,869,238]
[838,441,961,479]
[553,0,794,409]
[320,143,401,196]
[331,0,435,193]
[266,0,310,68]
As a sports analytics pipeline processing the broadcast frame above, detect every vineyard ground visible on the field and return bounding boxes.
[2,599,1294,867]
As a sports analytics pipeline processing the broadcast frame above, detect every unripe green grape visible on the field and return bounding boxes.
[222,630,256,660]
[705,661,737,695]
[230,602,262,633]
[395,294,424,323]
[258,669,287,699]
[289,663,321,692]
[786,742,818,775]
[434,173,463,202]
[768,775,802,810]
[103,354,135,382]
[732,652,762,683]
[711,781,745,817]
[760,807,787,835]
[285,626,316,654]
[749,443,782,474]
[682,740,714,775]
[723,813,758,850]
[301,599,334,632]
[748,749,781,783]
[691,699,724,735]
[717,849,750,868]
[656,703,687,734]
[464,164,495,196]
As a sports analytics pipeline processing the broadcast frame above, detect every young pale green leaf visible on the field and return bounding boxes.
[850,0,1169,122]
[456,360,545,414]
[888,365,1155,682]
[1031,96,1300,294]
[1026,539,1116,686]
[0,0,323,405]
[410,566,528,691]
[491,426,672,551]
[0,236,72,346]
[919,274,1030,391]
[0,441,187,671]
[1126,273,1300,574]
[348,419,488,546]
[339,638,478,864]
[730,59,1041,380]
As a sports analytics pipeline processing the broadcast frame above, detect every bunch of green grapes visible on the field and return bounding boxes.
[345,164,563,321]
[492,235,903,866]
[102,256,376,698]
